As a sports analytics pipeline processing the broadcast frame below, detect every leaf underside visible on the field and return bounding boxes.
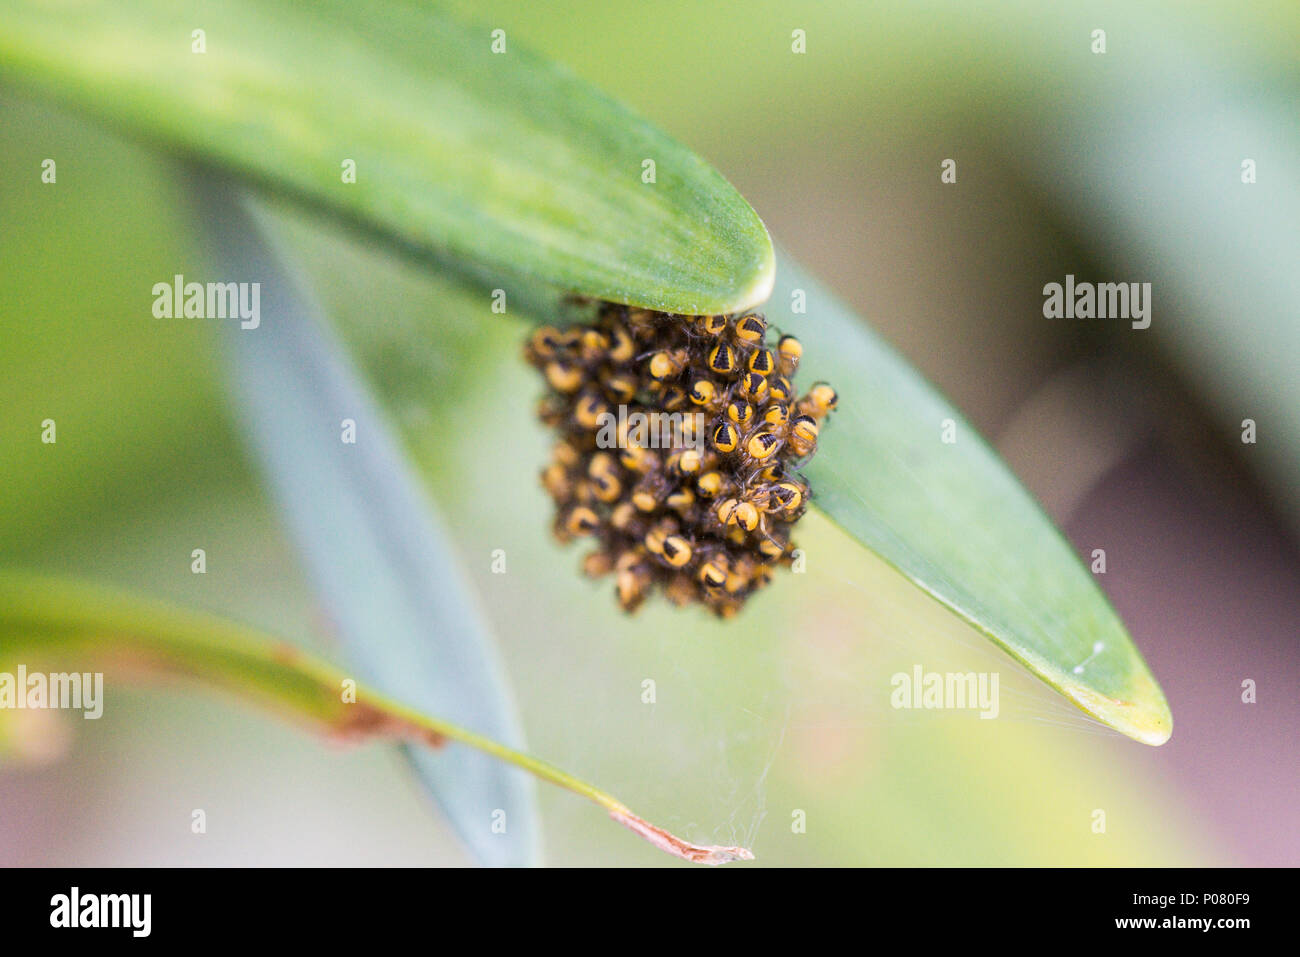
[766,252,1171,745]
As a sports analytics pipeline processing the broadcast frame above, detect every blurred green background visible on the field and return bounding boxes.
[2,0,1297,865]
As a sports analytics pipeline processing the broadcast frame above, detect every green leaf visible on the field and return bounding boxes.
[765,251,1172,746]
[0,572,452,750]
[0,0,773,315]
[0,572,753,865]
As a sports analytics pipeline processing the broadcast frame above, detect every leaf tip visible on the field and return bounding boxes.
[1062,670,1173,746]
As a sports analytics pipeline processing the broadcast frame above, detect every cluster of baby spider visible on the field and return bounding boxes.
[524,301,837,617]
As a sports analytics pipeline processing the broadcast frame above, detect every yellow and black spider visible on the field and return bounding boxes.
[524,300,836,616]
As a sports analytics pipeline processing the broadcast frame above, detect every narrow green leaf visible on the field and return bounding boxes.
[766,251,1173,746]
[196,179,540,867]
[0,0,773,315]
[0,572,753,865]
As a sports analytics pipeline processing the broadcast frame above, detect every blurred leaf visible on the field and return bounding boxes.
[193,179,539,866]
[0,572,752,865]
[0,572,455,750]
[765,251,1172,746]
[0,0,773,315]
